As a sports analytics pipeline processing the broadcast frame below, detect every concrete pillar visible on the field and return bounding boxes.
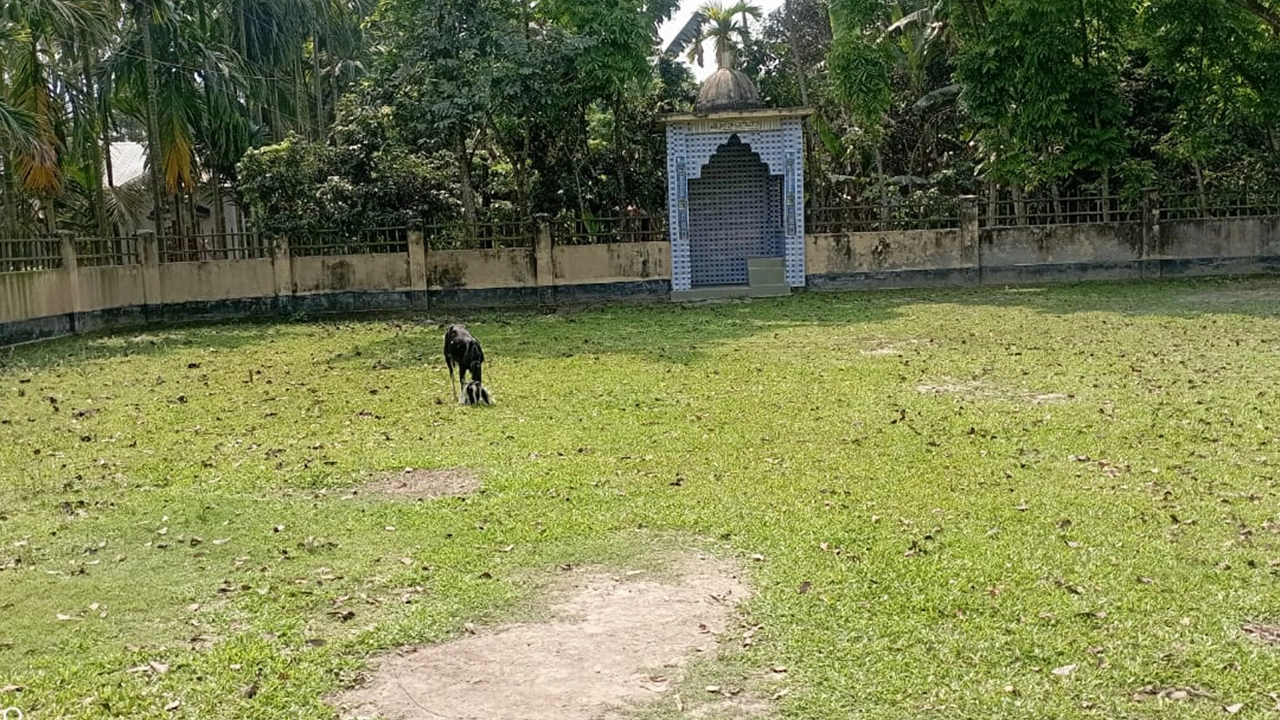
[138,230,162,308]
[59,231,83,325]
[533,214,555,305]
[270,234,293,298]
[1141,187,1160,278]
[407,224,428,291]
[958,195,981,284]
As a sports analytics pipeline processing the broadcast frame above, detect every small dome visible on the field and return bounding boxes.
[694,67,763,113]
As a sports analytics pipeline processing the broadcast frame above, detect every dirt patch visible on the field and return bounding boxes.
[861,338,936,357]
[333,555,750,720]
[916,379,1070,405]
[361,468,481,500]
[1243,623,1280,645]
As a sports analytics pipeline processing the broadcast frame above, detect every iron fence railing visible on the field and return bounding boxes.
[807,201,962,234]
[288,227,408,257]
[0,237,62,273]
[551,215,667,245]
[1161,189,1280,221]
[76,237,141,267]
[425,219,535,250]
[159,232,272,263]
[982,194,1141,228]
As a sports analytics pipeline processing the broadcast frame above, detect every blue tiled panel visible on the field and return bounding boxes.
[667,121,808,290]
[688,137,774,286]
[666,126,692,291]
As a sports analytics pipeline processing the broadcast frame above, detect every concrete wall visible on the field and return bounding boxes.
[807,229,975,290]
[1,270,72,324]
[805,212,1279,290]
[79,265,147,312]
[0,228,672,346]
[3,209,1279,346]
[1163,217,1273,258]
[427,248,535,290]
[980,222,1144,283]
[159,258,276,304]
[293,254,411,294]
[553,241,670,284]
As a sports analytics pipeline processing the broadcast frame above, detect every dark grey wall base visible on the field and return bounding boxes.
[978,260,1144,285]
[807,267,979,291]
[1156,255,1280,277]
[1,280,675,347]
[1,313,74,347]
[551,280,672,305]
[806,256,1280,293]
[429,286,542,309]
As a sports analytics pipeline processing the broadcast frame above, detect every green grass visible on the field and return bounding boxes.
[3,277,1280,719]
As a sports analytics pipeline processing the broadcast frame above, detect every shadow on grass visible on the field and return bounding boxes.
[333,276,1280,368]
[5,276,1278,373]
[326,293,902,368]
[939,275,1280,320]
[0,316,299,372]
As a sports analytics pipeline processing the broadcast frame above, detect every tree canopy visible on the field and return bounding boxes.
[2,0,1277,237]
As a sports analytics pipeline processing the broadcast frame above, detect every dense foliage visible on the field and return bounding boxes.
[2,0,1278,237]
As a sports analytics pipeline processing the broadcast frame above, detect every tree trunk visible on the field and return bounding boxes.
[612,93,629,211]
[1100,173,1111,223]
[784,0,809,106]
[102,115,115,188]
[1193,158,1207,214]
[271,78,284,141]
[294,52,309,140]
[956,0,989,31]
[1,153,12,238]
[81,39,110,239]
[313,31,324,139]
[237,0,262,130]
[42,197,56,236]
[515,128,530,216]
[873,145,889,222]
[188,189,199,235]
[213,179,227,238]
[1051,183,1063,223]
[172,193,184,239]
[454,134,478,226]
[141,4,167,235]
[1013,185,1026,225]
[987,182,997,226]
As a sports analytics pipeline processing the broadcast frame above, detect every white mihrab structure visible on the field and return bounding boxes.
[662,49,811,300]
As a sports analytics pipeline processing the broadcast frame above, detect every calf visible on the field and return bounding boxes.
[462,379,493,405]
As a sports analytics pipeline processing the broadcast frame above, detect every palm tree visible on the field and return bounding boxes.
[1,0,112,233]
[663,1,762,68]
[0,22,40,154]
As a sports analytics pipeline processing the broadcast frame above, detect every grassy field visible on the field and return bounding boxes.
[3,277,1280,719]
